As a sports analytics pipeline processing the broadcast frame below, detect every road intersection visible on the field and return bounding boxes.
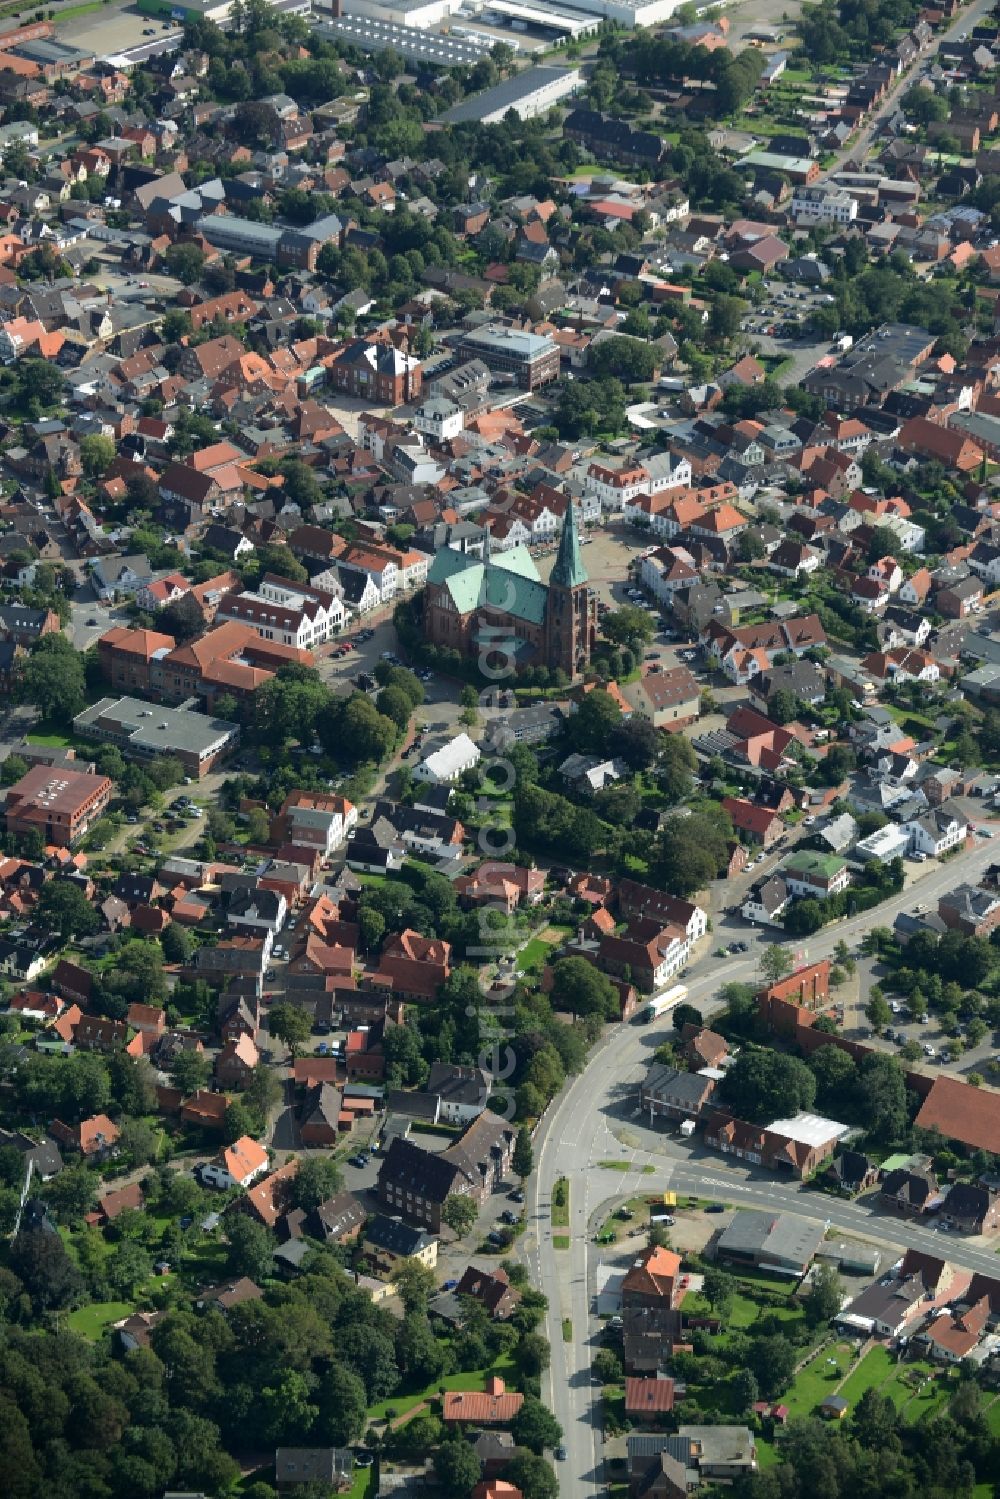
[525,839,1000,1496]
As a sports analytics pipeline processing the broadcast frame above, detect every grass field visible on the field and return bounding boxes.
[782,1342,856,1417]
[27,727,76,747]
[66,1301,132,1339]
[552,1177,569,1228]
[518,937,550,971]
[553,1234,570,1250]
[343,1468,377,1499]
[838,1345,894,1407]
[563,1317,573,1342]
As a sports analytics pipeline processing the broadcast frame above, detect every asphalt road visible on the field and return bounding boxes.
[527,837,1000,1497]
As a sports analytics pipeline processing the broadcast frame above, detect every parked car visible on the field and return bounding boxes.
[348,1154,368,1168]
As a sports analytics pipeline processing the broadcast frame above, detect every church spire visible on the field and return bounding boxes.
[551,498,587,590]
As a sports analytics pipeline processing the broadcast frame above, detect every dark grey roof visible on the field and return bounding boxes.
[364,1213,436,1256]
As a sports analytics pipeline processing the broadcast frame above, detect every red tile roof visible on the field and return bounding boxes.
[915,1074,1000,1154]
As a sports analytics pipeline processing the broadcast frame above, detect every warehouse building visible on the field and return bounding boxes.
[716,1210,826,1276]
[440,65,581,125]
[314,15,493,65]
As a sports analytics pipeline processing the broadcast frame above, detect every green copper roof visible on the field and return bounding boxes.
[427,546,549,626]
[491,545,542,582]
[550,500,587,590]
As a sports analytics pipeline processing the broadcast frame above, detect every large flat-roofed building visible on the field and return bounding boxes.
[73,697,239,780]
[440,65,581,125]
[4,764,113,847]
[716,1209,825,1276]
[455,324,559,390]
[314,15,492,66]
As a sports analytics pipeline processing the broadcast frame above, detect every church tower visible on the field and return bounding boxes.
[545,499,594,679]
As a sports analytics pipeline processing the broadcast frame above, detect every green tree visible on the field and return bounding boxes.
[550,956,618,1021]
[511,1396,562,1454]
[760,944,792,985]
[865,991,891,1034]
[857,1053,907,1145]
[20,634,85,721]
[733,1368,759,1413]
[658,735,697,803]
[853,1386,898,1448]
[119,1117,159,1169]
[226,1215,273,1281]
[358,906,386,954]
[442,1193,478,1238]
[16,358,63,411]
[505,1454,558,1499]
[719,1048,817,1123]
[106,1239,154,1295]
[702,1266,736,1316]
[392,1258,437,1314]
[36,880,99,937]
[315,1363,368,1447]
[79,433,116,479]
[516,1332,551,1378]
[292,1155,343,1212]
[164,242,207,284]
[593,1347,623,1384]
[161,922,193,965]
[434,1437,482,1496]
[588,334,657,386]
[745,1333,796,1399]
[603,605,655,649]
[513,1125,534,1182]
[268,1003,312,1057]
[171,1048,211,1095]
[805,1263,844,1325]
[568,688,622,753]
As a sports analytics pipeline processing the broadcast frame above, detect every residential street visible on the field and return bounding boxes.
[527,838,1000,1497]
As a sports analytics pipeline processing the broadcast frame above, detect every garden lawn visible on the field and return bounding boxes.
[366,1357,514,1425]
[519,936,554,972]
[783,1342,855,1418]
[27,728,76,747]
[879,1359,936,1412]
[67,1301,133,1340]
[986,1397,1000,1438]
[343,1467,377,1499]
[902,1380,949,1425]
[838,1345,894,1407]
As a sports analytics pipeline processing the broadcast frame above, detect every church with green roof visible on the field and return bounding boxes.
[421,501,596,679]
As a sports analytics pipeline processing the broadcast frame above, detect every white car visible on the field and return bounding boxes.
[803,815,815,826]
[924,1044,936,1057]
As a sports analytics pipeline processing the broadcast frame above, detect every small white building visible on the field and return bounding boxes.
[905,806,967,858]
[854,823,912,862]
[200,1135,269,1191]
[413,396,464,443]
[412,732,481,784]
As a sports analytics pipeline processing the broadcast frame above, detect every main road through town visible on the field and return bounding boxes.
[524,839,1000,1497]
